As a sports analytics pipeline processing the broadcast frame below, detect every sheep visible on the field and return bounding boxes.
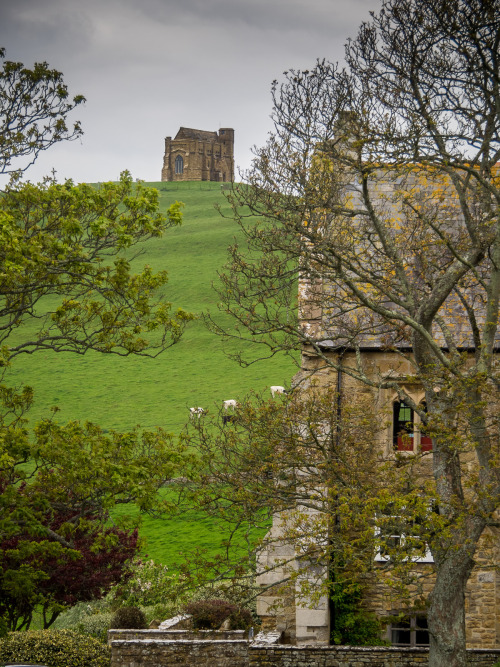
[222,399,238,425]
[189,407,205,419]
[270,385,285,398]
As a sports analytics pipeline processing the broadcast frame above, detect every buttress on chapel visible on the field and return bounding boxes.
[161,127,234,182]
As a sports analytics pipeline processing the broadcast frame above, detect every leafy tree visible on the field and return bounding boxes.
[0,506,139,631]
[0,50,192,630]
[0,47,85,177]
[0,412,187,630]
[209,1,500,665]
[0,172,190,358]
[185,388,417,640]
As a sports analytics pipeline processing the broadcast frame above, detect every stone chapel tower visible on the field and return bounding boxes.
[161,127,234,182]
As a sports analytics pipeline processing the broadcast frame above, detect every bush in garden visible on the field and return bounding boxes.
[53,599,109,629]
[109,605,147,629]
[76,611,113,643]
[0,629,110,667]
[52,599,112,642]
[111,558,178,607]
[187,579,259,625]
[226,605,254,631]
[108,560,259,628]
[184,598,252,630]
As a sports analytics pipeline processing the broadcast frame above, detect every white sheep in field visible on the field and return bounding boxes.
[222,399,238,425]
[270,385,285,398]
[189,407,206,418]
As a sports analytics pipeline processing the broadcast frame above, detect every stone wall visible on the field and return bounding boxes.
[249,645,500,666]
[109,636,500,667]
[110,638,249,667]
[108,628,245,641]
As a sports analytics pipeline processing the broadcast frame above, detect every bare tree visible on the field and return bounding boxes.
[209,1,500,665]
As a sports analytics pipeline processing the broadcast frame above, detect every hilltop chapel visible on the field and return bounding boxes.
[161,127,234,183]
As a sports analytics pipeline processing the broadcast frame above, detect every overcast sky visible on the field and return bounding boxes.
[0,0,381,185]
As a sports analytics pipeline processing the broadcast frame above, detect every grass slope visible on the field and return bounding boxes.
[5,181,297,565]
[5,181,296,433]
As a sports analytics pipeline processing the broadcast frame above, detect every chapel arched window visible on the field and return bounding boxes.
[175,155,184,174]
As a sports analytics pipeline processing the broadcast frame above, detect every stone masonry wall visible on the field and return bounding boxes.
[110,639,249,667]
[110,638,500,667]
[108,628,245,641]
[248,645,500,666]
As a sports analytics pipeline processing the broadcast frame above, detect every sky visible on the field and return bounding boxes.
[0,0,381,185]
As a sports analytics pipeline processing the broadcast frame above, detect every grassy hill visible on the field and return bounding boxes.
[4,180,298,565]
[5,181,297,433]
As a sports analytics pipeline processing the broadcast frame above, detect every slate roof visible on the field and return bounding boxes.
[300,168,500,352]
[174,127,219,142]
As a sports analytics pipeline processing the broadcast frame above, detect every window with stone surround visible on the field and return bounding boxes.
[393,400,414,451]
[390,614,429,647]
[392,397,433,453]
[175,155,184,174]
[375,505,434,563]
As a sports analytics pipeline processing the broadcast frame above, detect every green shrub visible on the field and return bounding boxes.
[330,579,388,646]
[52,600,112,642]
[53,599,110,630]
[226,605,254,631]
[76,611,113,643]
[110,558,178,608]
[109,605,147,629]
[187,580,259,625]
[0,629,110,667]
[184,598,252,630]
[108,561,260,629]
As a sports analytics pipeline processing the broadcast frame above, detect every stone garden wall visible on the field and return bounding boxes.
[110,638,249,667]
[248,645,500,666]
[109,631,500,667]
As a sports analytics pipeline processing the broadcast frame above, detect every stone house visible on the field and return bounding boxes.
[161,127,234,182]
[256,165,500,649]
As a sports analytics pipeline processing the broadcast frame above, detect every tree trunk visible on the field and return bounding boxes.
[427,549,475,667]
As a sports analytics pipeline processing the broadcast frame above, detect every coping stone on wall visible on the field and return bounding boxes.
[158,613,192,629]
[253,631,283,645]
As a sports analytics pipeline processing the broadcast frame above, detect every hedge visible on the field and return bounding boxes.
[0,629,110,667]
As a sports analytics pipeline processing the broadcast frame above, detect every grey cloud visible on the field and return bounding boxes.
[128,0,373,38]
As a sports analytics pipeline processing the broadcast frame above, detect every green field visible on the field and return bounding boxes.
[5,181,298,565]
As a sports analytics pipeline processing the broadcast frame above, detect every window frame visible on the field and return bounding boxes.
[389,613,430,647]
[393,399,415,451]
[175,154,184,174]
[374,508,434,563]
[389,391,433,454]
